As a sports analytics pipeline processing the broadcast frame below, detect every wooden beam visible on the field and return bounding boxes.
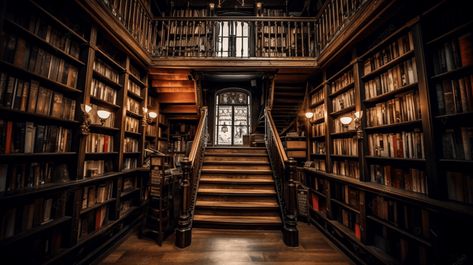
[149,74,190,81]
[150,58,318,69]
[157,92,196,104]
[149,69,190,75]
[151,80,194,88]
[152,87,195,93]
[160,104,198,114]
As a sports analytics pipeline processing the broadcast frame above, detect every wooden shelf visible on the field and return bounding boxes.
[80,198,117,215]
[0,181,77,203]
[120,188,140,198]
[89,124,121,133]
[0,107,80,126]
[123,152,141,156]
[85,152,119,157]
[326,61,355,83]
[329,131,356,137]
[93,70,123,89]
[311,135,326,140]
[310,189,328,198]
[439,159,473,166]
[329,105,356,117]
[0,152,76,160]
[364,156,425,163]
[364,119,422,131]
[331,198,361,214]
[363,82,418,104]
[127,90,144,101]
[330,154,358,159]
[310,117,325,124]
[430,64,473,81]
[310,153,327,158]
[309,99,325,108]
[426,20,473,46]
[128,73,146,87]
[362,50,415,80]
[126,110,143,119]
[89,95,120,109]
[94,48,125,72]
[329,82,355,98]
[125,131,142,137]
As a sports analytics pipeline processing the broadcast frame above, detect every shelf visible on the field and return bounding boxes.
[367,215,432,247]
[158,137,169,141]
[0,152,76,160]
[0,107,80,126]
[329,82,355,98]
[123,152,141,156]
[426,20,473,46]
[362,50,415,80]
[363,82,418,105]
[126,110,143,119]
[310,117,325,124]
[85,152,119,157]
[0,216,72,248]
[89,124,120,133]
[4,19,85,66]
[329,131,356,137]
[326,62,355,83]
[93,71,123,89]
[120,188,140,198]
[158,122,168,128]
[330,154,358,159]
[309,99,325,108]
[310,153,327,158]
[310,189,328,198]
[435,111,473,121]
[89,95,120,109]
[80,198,117,215]
[309,81,326,94]
[439,159,473,167]
[125,130,142,137]
[0,181,77,203]
[430,64,473,81]
[364,119,422,132]
[146,135,157,140]
[0,61,82,95]
[127,90,144,101]
[364,156,425,163]
[94,48,126,72]
[329,105,356,117]
[331,198,361,214]
[76,169,148,187]
[311,135,326,140]
[128,73,146,87]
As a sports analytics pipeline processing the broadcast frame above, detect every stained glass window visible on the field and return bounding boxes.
[215,90,250,146]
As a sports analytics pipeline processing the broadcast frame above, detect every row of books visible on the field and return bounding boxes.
[370,164,427,194]
[311,123,325,137]
[125,116,140,133]
[311,141,326,155]
[83,159,114,178]
[0,162,69,193]
[366,91,421,127]
[332,137,358,156]
[78,206,108,239]
[367,130,425,159]
[310,104,325,122]
[329,69,354,95]
[122,177,136,192]
[2,34,79,88]
[435,74,473,115]
[81,182,113,210]
[89,105,115,128]
[363,32,414,75]
[333,112,356,133]
[127,79,142,97]
[126,97,141,115]
[91,79,118,105]
[171,136,186,152]
[311,159,326,172]
[334,206,361,240]
[432,32,472,75]
[0,73,77,121]
[93,58,120,84]
[310,88,324,106]
[85,133,114,153]
[129,64,145,83]
[369,195,430,239]
[0,120,72,154]
[257,8,286,17]
[364,58,418,99]
[331,88,355,113]
[124,158,138,170]
[446,170,473,204]
[332,160,360,179]
[333,184,361,210]
[124,137,139,152]
[309,177,329,195]
[261,36,287,48]
[146,124,157,136]
[170,8,208,17]
[310,193,327,214]
[120,200,134,217]
[5,8,81,59]
[167,23,210,36]
[441,127,473,160]
[0,194,65,240]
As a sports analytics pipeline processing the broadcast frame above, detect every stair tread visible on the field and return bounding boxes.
[198,188,276,194]
[194,214,281,224]
[203,160,269,165]
[201,168,272,173]
[200,176,273,183]
[196,201,278,208]
[204,153,268,157]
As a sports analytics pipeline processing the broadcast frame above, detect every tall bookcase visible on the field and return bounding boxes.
[0,0,152,264]
[301,9,473,264]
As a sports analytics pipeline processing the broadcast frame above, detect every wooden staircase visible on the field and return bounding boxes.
[193,147,281,229]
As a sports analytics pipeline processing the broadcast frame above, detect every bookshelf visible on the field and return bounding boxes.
[308,81,328,173]
[168,120,197,168]
[0,0,151,264]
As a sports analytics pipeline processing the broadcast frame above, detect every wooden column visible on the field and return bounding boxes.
[176,157,192,248]
[283,157,299,247]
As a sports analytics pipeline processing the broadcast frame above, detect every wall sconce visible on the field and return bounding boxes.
[97,110,112,125]
[142,107,158,125]
[305,111,314,119]
[340,111,363,139]
[81,104,92,135]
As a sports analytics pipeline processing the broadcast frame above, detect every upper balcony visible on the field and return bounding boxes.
[85,0,390,69]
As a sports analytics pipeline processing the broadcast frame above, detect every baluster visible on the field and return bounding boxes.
[283,157,299,247]
[192,20,196,57]
[294,21,298,57]
[240,21,244,58]
[176,158,192,248]
[261,20,265,57]
[301,21,305,57]
[288,21,292,57]
[307,21,311,57]
[166,20,171,57]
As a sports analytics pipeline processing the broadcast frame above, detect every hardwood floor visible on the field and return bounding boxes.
[99,223,353,265]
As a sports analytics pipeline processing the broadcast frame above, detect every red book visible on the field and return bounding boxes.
[355,224,361,240]
[311,194,319,211]
[458,33,473,67]
[4,121,13,154]
[103,135,109,153]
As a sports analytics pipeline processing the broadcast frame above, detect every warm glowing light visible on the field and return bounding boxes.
[209,3,215,9]
[142,107,148,114]
[354,111,363,120]
[340,116,353,125]
[81,104,92,113]
[305,111,314,119]
[97,110,112,120]
[148,111,158,119]
[256,2,262,8]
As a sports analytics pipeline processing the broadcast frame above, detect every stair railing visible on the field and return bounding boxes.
[264,107,299,246]
[176,106,208,248]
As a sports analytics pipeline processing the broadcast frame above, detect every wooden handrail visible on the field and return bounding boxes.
[188,107,208,164]
[265,107,288,163]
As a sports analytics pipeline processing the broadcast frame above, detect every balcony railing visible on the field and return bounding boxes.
[95,0,369,60]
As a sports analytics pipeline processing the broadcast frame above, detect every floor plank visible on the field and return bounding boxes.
[99,223,353,265]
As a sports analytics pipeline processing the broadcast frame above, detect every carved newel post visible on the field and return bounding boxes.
[176,157,192,248]
[283,157,299,247]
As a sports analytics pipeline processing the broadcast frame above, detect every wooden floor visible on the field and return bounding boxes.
[99,223,353,265]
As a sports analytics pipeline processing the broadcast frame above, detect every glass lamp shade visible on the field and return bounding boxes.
[97,110,112,120]
[340,116,353,125]
[305,111,314,119]
[354,111,363,120]
[148,111,158,119]
[81,104,92,113]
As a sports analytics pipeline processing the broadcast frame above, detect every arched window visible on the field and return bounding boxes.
[214,89,251,145]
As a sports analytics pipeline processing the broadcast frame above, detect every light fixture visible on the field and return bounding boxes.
[97,110,112,125]
[305,111,314,119]
[340,111,364,139]
[148,111,158,119]
[340,116,353,125]
[80,104,92,135]
[256,2,263,9]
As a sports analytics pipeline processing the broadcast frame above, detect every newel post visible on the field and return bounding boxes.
[283,157,299,247]
[176,157,192,248]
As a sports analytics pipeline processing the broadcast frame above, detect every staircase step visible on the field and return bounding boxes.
[201,168,272,175]
[198,188,276,196]
[204,155,269,162]
[203,152,268,157]
[205,147,267,154]
[200,176,273,185]
[200,174,273,180]
[195,200,278,209]
[193,214,281,230]
[203,160,269,165]
[202,165,271,170]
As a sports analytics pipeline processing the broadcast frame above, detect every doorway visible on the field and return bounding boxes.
[214,89,251,146]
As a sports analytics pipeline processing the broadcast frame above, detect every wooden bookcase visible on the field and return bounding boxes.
[0,0,152,264]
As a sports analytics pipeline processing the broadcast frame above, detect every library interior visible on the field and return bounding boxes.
[0,0,472,264]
